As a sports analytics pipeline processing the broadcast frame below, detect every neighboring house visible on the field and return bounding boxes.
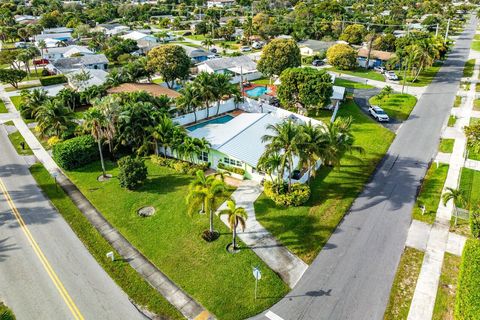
[298,39,336,56]
[49,54,109,74]
[35,32,73,43]
[106,83,181,100]
[197,56,261,83]
[180,45,210,64]
[43,45,94,61]
[42,27,74,34]
[207,0,235,8]
[15,15,40,24]
[121,31,158,54]
[93,23,130,36]
[357,48,395,68]
[393,30,408,38]
[67,69,108,91]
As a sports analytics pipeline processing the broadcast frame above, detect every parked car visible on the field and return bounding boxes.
[312,59,324,67]
[368,105,390,122]
[240,46,252,52]
[210,48,217,53]
[251,41,264,49]
[182,31,192,36]
[385,71,399,81]
[374,66,386,74]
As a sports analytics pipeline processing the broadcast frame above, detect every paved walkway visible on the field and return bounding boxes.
[0,88,211,320]
[217,180,308,288]
[406,57,478,320]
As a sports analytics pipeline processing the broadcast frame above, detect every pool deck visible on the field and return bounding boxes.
[184,110,243,130]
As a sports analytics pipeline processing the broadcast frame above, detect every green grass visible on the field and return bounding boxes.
[0,100,7,113]
[369,93,417,121]
[474,34,480,40]
[252,77,272,85]
[439,139,455,153]
[8,130,33,156]
[448,115,457,127]
[432,253,461,320]
[4,82,40,92]
[384,247,424,320]
[463,81,471,90]
[474,99,480,111]
[185,34,206,41]
[152,78,163,84]
[454,95,462,108]
[471,41,480,52]
[9,96,22,110]
[0,301,15,319]
[3,120,14,126]
[334,78,374,89]
[412,163,449,224]
[328,67,385,82]
[66,160,289,319]
[463,59,475,78]
[458,168,480,209]
[29,164,183,320]
[455,239,480,319]
[255,100,395,263]
[399,63,442,87]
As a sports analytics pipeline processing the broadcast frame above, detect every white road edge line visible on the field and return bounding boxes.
[265,310,285,320]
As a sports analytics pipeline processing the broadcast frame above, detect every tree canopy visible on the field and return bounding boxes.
[326,43,357,70]
[257,38,301,77]
[147,45,191,88]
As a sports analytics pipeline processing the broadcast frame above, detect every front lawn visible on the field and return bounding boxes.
[67,160,288,319]
[9,96,22,110]
[458,168,480,209]
[384,247,424,320]
[30,164,183,320]
[463,59,475,78]
[448,115,457,127]
[334,78,374,89]
[432,253,461,320]
[328,67,385,82]
[399,62,442,87]
[412,164,449,224]
[369,93,417,121]
[255,100,395,263]
[0,100,7,113]
[439,139,455,153]
[8,130,33,156]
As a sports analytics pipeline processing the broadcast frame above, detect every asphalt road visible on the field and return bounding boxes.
[0,127,144,320]
[253,16,477,320]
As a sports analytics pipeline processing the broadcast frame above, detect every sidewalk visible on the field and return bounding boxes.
[217,181,308,288]
[407,58,477,320]
[0,88,211,320]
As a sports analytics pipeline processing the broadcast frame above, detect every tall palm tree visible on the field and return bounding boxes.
[213,73,241,116]
[187,170,226,240]
[193,137,211,164]
[261,120,304,190]
[150,114,176,157]
[83,107,108,177]
[34,100,75,138]
[177,82,202,123]
[218,199,247,250]
[38,40,47,59]
[20,88,48,119]
[193,72,216,119]
[298,122,325,182]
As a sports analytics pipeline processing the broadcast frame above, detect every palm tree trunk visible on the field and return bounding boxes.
[412,65,423,83]
[98,139,106,177]
[206,101,210,119]
[154,140,159,156]
[216,101,220,116]
[193,107,197,123]
[232,220,237,249]
[209,208,214,234]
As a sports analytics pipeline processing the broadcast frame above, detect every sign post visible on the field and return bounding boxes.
[51,172,58,191]
[252,267,262,301]
[106,251,114,262]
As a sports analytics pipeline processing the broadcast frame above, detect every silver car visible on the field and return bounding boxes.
[368,105,390,122]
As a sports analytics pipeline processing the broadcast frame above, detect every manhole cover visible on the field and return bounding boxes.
[97,174,112,182]
[138,206,155,217]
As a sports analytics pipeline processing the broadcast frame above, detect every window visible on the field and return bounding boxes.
[223,157,242,167]
[198,151,208,162]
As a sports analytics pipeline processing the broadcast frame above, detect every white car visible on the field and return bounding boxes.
[369,105,390,122]
[374,66,386,74]
[240,46,252,52]
[385,71,399,81]
[251,41,264,49]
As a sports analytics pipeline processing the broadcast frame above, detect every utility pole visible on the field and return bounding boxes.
[435,23,439,37]
[445,18,450,44]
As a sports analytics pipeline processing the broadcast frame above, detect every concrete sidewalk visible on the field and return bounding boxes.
[217,180,308,288]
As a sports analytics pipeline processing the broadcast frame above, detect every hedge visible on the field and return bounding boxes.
[455,239,480,319]
[40,75,67,86]
[218,162,245,176]
[264,181,310,206]
[151,155,209,175]
[53,135,98,170]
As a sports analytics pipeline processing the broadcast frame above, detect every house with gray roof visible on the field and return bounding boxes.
[197,55,261,83]
[49,54,109,74]
[179,45,210,63]
[298,40,336,56]
[43,45,94,61]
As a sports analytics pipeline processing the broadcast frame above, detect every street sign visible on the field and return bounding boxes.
[253,267,262,280]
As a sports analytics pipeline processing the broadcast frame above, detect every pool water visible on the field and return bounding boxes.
[186,115,234,131]
[245,86,271,98]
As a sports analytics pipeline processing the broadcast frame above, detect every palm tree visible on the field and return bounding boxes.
[218,199,247,250]
[35,100,75,138]
[298,122,325,182]
[202,36,214,51]
[38,40,47,59]
[213,73,241,116]
[193,137,211,164]
[257,152,282,183]
[177,82,202,123]
[83,107,108,177]
[442,187,466,225]
[20,88,48,119]
[187,170,226,240]
[150,115,176,157]
[96,96,121,153]
[261,120,304,190]
[193,72,216,119]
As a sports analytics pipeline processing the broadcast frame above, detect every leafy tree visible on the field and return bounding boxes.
[218,199,247,250]
[339,24,366,45]
[465,123,480,155]
[257,38,301,77]
[117,156,148,190]
[186,170,226,241]
[373,34,397,52]
[83,107,108,177]
[147,45,191,89]
[277,67,333,115]
[0,69,27,89]
[202,36,214,50]
[326,43,357,70]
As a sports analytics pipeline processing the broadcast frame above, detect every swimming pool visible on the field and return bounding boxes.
[245,86,271,98]
[186,115,234,131]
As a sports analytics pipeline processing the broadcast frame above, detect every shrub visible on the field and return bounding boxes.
[53,135,98,170]
[118,156,148,190]
[218,162,245,176]
[264,181,310,206]
[47,136,60,148]
[470,209,480,238]
[40,75,67,86]
[455,239,480,319]
[150,155,209,175]
[41,69,50,76]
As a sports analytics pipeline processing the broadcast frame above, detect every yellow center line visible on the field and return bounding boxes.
[0,178,84,320]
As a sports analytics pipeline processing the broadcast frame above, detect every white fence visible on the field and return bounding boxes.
[173,98,237,125]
